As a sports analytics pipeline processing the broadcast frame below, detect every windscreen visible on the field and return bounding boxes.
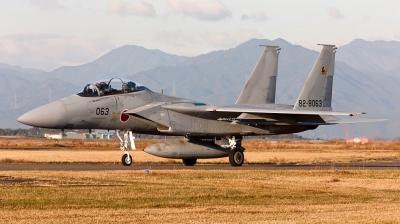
[76,78,150,97]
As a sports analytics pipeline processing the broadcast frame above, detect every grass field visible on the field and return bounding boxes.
[1,170,400,223]
[1,138,400,223]
[0,138,399,164]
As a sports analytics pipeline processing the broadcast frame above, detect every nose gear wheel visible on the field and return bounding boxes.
[122,154,132,166]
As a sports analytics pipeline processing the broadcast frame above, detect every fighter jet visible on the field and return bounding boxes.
[17,44,383,167]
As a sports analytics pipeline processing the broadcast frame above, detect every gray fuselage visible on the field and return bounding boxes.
[17,89,316,137]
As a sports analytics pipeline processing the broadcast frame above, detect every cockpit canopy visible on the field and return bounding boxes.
[76,78,150,97]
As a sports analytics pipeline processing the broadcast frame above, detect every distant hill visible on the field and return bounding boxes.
[0,45,189,129]
[0,69,32,91]
[2,38,400,139]
[0,63,44,75]
[337,39,400,77]
[127,38,317,104]
[126,38,400,110]
[0,78,80,129]
[38,45,189,84]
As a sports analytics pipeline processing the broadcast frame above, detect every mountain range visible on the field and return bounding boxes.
[1,38,400,139]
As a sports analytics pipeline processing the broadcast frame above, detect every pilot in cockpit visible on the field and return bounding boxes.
[126,81,136,92]
[96,82,108,96]
[80,85,95,97]
[77,79,148,97]
[85,85,93,96]
[93,87,98,96]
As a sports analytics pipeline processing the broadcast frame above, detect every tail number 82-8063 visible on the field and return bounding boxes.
[298,100,323,108]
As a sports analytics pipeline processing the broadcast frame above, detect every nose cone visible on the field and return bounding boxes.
[17,101,67,128]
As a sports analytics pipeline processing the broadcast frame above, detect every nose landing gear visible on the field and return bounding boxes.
[122,154,133,166]
[116,130,135,166]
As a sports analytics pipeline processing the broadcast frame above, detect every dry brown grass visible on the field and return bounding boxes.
[2,138,400,151]
[0,138,158,149]
[1,138,399,164]
[242,139,400,151]
[0,149,398,164]
[1,170,400,223]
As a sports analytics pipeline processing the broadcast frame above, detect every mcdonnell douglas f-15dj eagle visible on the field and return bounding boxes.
[17,44,384,167]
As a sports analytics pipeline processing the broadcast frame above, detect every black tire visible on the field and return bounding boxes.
[122,154,132,166]
[182,158,197,166]
[229,148,244,167]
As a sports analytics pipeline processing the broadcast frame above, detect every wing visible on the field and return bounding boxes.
[124,102,385,129]
[163,103,361,116]
[161,103,382,125]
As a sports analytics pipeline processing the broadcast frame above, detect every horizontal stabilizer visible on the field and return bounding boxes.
[205,106,365,117]
[298,119,387,125]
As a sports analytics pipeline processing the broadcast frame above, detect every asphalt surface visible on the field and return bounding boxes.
[0,162,399,171]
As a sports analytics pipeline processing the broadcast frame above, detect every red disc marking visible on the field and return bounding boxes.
[120,109,130,122]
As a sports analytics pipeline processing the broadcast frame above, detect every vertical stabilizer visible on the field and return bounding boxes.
[293,44,337,111]
[236,45,280,104]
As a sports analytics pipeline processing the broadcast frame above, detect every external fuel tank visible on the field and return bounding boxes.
[144,139,231,159]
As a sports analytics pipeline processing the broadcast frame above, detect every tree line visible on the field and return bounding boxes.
[0,127,48,136]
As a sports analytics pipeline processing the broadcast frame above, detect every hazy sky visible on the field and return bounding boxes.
[1,0,400,71]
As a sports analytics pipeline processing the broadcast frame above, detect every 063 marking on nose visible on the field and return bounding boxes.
[96,108,109,115]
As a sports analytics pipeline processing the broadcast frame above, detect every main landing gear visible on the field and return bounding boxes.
[229,148,244,167]
[116,130,136,166]
[219,136,245,167]
[227,136,244,167]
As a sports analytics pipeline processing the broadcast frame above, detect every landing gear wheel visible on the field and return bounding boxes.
[122,154,132,166]
[182,158,197,166]
[229,148,244,167]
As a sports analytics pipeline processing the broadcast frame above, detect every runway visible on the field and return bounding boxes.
[0,162,399,171]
